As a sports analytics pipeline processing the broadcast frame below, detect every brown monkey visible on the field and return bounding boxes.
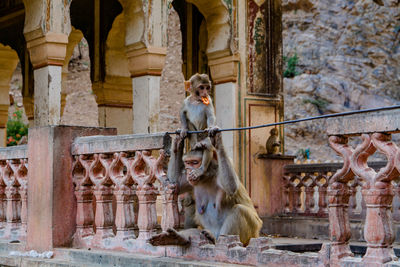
[265,128,281,155]
[149,130,262,246]
[179,73,217,181]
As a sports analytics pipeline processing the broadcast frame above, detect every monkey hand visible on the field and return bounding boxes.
[207,126,220,137]
[187,167,204,185]
[212,130,223,151]
[179,128,188,139]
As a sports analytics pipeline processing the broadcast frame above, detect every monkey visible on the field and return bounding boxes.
[149,130,262,246]
[265,128,281,155]
[179,73,217,182]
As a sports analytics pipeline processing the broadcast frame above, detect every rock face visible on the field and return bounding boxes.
[283,0,400,161]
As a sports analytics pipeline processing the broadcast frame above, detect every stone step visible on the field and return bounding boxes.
[56,248,252,267]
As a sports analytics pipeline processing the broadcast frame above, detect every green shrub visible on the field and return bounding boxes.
[283,53,300,78]
[6,110,28,146]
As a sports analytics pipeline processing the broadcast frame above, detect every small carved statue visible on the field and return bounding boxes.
[266,128,281,155]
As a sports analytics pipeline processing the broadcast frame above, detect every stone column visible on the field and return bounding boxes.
[25,32,69,127]
[209,53,239,159]
[94,77,133,134]
[126,45,166,134]
[26,126,116,251]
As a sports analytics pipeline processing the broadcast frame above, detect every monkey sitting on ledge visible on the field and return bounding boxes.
[148,130,262,247]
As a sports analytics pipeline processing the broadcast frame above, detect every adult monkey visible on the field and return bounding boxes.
[149,130,262,246]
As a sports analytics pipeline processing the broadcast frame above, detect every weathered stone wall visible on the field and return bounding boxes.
[283,0,400,161]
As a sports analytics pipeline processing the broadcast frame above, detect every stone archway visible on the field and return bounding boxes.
[0,44,19,146]
[186,0,232,56]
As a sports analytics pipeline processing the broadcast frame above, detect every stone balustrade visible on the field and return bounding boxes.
[69,133,280,265]
[0,145,28,241]
[282,161,386,219]
[325,109,400,265]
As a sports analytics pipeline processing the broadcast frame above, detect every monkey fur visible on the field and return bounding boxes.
[151,131,262,246]
[266,128,281,155]
[180,73,217,181]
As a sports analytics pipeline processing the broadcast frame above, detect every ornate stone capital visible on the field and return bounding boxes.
[208,52,239,84]
[92,76,133,108]
[125,44,167,78]
[25,32,68,69]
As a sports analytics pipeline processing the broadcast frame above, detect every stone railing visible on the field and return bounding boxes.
[0,145,28,241]
[324,109,400,265]
[282,161,386,219]
[69,133,288,265]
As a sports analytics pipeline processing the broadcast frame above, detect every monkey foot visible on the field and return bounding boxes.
[201,230,216,244]
[147,228,191,247]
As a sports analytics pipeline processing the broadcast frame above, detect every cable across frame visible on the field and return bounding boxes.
[166,105,400,135]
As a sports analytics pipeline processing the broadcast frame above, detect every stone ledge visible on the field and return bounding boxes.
[0,145,28,160]
[326,108,400,136]
[71,133,171,155]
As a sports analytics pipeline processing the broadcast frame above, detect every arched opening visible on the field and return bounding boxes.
[172,0,209,80]
[0,2,31,146]
[69,0,133,133]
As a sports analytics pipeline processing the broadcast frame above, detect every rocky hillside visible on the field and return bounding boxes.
[283,0,400,161]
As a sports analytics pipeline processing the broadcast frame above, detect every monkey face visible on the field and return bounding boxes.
[194,84,211,98]
[184,156,202,171]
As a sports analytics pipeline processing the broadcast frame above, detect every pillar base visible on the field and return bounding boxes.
[27,126,116,251]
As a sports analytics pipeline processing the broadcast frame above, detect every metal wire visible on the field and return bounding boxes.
[166,105,400,135]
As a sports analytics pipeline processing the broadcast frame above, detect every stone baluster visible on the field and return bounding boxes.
[317,173,328,215]
[282,175,291,213]
[327,136,354,261]
[160,184,179,231]
[0,185,6,231]
[154,150,180,231]
[131,151,158,239]
[72,155,95,246]
[93,185,114,240]
[4,185,20,239]
[15,159,27,240]
[136,186,158,239]
[303,175,316,214]
[89,154,114,241]
[18,187,27,239]
[351,133,398,264]
[114,186,135,241]
[75,186,95,240]
[293,181,302,213]
[392,180,400,221]
[111,152,136,241]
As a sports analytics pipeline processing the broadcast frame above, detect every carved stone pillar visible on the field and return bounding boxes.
[362,187,396,264]
[160,184,179,232]
[19,187,27,239]
[0,186,6,229]
[351,133,398,264]
[328,182,353,260]
[208,53,239,160]
[136,187,158,239]
[4,186,21,239]
[74,186,95,244]
[93,186,114,240]
[328,135,355,261]
[114,186,135,241]
[25,32,68,126]
[126,45,166,134]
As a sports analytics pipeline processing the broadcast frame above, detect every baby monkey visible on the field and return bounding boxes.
[180,73,218,182]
